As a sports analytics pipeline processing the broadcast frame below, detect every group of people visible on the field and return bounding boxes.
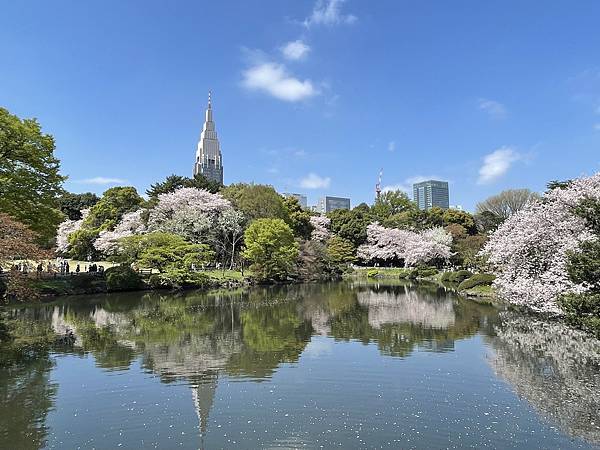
[3,260,106,277]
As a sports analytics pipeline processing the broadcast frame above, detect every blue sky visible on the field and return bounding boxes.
[1,1,600,211]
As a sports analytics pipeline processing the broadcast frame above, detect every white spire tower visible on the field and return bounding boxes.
[194,91,224,184]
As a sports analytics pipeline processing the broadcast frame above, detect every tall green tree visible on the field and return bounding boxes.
[0,107,66,243]
[146,173,221,200]
[327,207,372,247]
[83,186,144,230]
[222,183,288,222]
[282,196,313,239]
[243,219,299,281]
[58,192,100,220]
[371,190,416,222]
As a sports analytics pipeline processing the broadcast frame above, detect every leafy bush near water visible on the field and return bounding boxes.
[441,270,472,283]
[105,266,143,292]
[458,273,496,291]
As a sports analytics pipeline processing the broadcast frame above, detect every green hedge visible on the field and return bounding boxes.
[105,266,143,292]
[458,273,496,291]
[558,292,600,337]
[149,269,210,290]
[441,270,472,283]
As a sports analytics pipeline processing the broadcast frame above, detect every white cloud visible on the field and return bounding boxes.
[77,177,129,185]
[281,40,310,61]
[388,141,396,152]
[294,149,307,157]
[300,173,331,189]
[242,62,317,102]
[477,147,521,184]
[478,98,507,119]
[382,175,441,195]
[303,0,357,27]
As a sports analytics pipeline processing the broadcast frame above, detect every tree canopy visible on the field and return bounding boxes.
[222,183,288,222]
[0,107,66,243]
[146,173,221,199]
[476,189,540,220]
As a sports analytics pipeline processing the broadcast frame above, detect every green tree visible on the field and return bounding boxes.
[83,186,144,230]
[474,211,503,234]
[326,236,355,274]
[282,196,313,239]
[371,190,416,221]
[146,173,221,199]
[327,207,372,247]
[442,209,476,234]
[0,107,66,243]
[243,219,299,281]
[57,192,100,220]
[222,183,287,222]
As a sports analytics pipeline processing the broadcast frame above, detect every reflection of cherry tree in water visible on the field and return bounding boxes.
[488,312,600,445]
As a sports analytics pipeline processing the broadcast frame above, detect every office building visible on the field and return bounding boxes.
[283,193,308,209]
[317,196,351,214]
[413,180,449,210]
[193,91,224,184]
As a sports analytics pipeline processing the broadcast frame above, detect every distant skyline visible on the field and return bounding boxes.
[2,1,600,211]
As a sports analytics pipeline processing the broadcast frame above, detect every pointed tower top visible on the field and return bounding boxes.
[207,90,212,109]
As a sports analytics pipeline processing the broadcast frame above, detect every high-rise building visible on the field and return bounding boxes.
[283,193,308,209]
[413,180,449,210]
[317,196,351,214]
[194,92,223,184]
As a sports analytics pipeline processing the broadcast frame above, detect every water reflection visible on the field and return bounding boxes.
[1,282,599,448]
[487,312,600,444]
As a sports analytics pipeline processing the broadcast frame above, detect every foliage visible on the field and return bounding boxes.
[358,223,452,267]
[452,233,487,268]
[83,186,144,230]
[481,172,600,313]
[441,270,472,283]
[0,213,50,264]
[282,196,313,239]
[105,265,143,292]
[56,208,89,254]
[58,192,99,220]
[146,173,221,199]
[457,273,496,291]
[371,190,416,222]
[557,197,600,334]
[310,215,331,241]
[295,240,328,281]
[476,189,540,220]
[118,232,213,272]
[474,211,504,234]
[222,183,287,222]
[243,219,299,281]
[0,107,66,243]
[327,207,372,246]
[326,236,356,273]
[148,268,211,290]
[442,209,476,234]
[212,208,246,269]
[68,227,101,261]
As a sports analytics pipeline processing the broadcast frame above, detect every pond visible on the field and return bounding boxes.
[1,281,599,449]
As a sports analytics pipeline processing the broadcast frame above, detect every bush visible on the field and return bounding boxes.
[367,269,379,278]
[458,273,496,291]
[0,278,6,300]
[441,270,472,283]
[414,266,439,278]
[105,265,143,292]
[149,269,210,290]
[558,293,600,337]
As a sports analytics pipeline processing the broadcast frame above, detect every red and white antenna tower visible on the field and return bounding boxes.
[375,168,383,199]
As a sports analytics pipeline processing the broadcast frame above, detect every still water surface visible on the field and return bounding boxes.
[1,281,599,449]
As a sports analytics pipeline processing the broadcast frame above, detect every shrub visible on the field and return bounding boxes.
[105,265,143,292]
[0,278,6,300]
[150,268,210,290]
[558,293,600,337]
[366,269,379,278]
[414,266,439,278]
[441,270,472,283]
[458,273,496,291]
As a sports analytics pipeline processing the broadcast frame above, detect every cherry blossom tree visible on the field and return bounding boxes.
[481,172,600,314]
[310,216,331,242]
[147,187,233,244]
[94,209,147,256]
[55,208,90,254]
[357,223,452,266]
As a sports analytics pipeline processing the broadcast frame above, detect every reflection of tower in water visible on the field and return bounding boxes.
[191,372,218,439]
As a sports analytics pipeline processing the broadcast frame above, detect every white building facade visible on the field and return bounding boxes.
[193,92,224,184]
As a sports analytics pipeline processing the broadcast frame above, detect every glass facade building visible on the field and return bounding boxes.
[317,196,351,214]
[413,180,449,210]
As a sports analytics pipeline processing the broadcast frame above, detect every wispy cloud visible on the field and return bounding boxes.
[382,175,441,195]
[387,141,396,152]
[281,40,310,61]
[594,123,600,131]
[300,173,331,189]
[242,62,317,102]
[76,177,129,185]
[477,147,521,184]
[478,98,507,119]
[303,0,357,28]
